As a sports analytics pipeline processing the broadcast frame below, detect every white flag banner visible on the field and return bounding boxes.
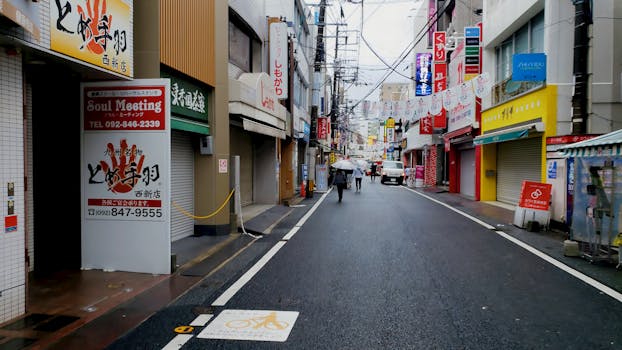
[458,82,475,106]
[414,96,430,121]
[442,87,458,111]
[429,93,443,115]
[406,99,416,121]
[473,72,492,98]
[382,101,392,117]
[394,100,406,120]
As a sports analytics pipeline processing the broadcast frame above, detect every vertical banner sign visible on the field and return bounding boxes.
[433,32,446,62]
[464,26,481,82]
[317,117,329,140]
[81,79,171,274]
[427,0,436,48]
[50,0,133,77]
[415,53,433,96]
[420,115,433,135]
[270,21,288,99]
[433,62,447,128]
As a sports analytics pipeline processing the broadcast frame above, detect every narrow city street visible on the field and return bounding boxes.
[106,179,622,350]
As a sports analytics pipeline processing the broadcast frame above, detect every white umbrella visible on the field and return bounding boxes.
[331,159,357,170]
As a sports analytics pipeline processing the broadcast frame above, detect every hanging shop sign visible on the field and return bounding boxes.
[463,26,480,82]
[81,79,170,274]
[317,117,329,140]
[415,53,432,96]
[433,63,447,129]
[160,71,209,135]
[269,21,288,99]
[1,0,41,39]
[50,0,133,77]
[433,31,446,62]
[512,53,546,81]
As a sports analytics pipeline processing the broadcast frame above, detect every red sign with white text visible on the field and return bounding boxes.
[433,63,447,128]
[420,115,433,135]
[518,181,552,211]
[433,31,446,62]
[83,86,166,131]
[317,117,329,140]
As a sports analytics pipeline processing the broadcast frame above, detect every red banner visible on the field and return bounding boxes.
[433,63,447,129]
[317,117,329,140]
[420,115,433,135]
[518,181,552,211]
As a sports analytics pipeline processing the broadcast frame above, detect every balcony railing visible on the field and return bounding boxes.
[493,77,544,105]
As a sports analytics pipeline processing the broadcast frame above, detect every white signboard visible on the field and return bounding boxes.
[270,21,288,99]
[81,79,171,274]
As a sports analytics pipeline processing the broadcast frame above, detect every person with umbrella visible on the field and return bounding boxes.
[353,165,364,192]
[331,169,347,202]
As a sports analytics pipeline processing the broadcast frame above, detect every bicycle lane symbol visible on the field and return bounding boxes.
[196,309,300,342]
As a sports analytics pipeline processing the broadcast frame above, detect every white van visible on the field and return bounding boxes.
[380,160,405,185]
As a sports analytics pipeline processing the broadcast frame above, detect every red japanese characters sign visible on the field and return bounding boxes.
[518,181,552,211]
[420,115,433,135]
[317,117,329,140]
[83,85,166,131]
[433,31,446,62]
[433,63,447,129]
[270,21,288,99]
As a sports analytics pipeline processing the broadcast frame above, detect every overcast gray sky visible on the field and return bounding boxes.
[311,0,424,103]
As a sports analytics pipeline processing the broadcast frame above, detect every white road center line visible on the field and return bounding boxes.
[282,226,300,241]
[161,334,193,350]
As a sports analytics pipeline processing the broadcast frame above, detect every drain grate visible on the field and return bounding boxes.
[33,315,79,332]
[0,337,37,350]
[1,314,52,331]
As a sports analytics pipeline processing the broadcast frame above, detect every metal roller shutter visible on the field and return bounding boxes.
[171,131,195,242]
[460,148,475,198]
[497,137,542,205]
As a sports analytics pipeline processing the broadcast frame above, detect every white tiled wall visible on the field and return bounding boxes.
[0,51,26,324]
[26,84,34,272]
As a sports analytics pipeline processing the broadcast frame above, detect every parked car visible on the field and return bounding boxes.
[380,160,405,185]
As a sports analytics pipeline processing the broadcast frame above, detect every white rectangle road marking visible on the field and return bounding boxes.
[212,241,287,306]
[161,334,193,350]
[197,309,299,342]
[190,314,213,326]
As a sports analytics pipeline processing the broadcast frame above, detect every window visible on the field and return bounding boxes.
[294,71,308,110]
[229,21,251,72]
[492,10,545,104]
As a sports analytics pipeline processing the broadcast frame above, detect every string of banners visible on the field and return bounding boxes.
[359,72,492,123]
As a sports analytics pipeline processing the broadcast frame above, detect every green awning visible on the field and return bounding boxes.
[473,122,543,146]
[172,116,210,135]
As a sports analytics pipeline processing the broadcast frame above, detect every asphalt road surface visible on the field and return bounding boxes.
[108,179,622,349]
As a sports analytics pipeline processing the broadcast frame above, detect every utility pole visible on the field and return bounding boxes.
[331,25,340,152]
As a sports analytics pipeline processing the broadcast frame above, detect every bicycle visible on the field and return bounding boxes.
[225,311,289,330]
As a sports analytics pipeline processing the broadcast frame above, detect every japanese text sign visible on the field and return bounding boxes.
[415,53,432,96]
[419,115,433,135]
[518,181,552,211]
[512,53,546,81]
[50,0,133,77]
[317,117,329,140]
[270,21,288,99]
[433,32,446,62]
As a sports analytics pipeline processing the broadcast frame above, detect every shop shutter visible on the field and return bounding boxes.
[171,131,195,242]
[496,137,542,205]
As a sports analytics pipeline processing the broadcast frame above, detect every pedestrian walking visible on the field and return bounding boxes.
[370,163,377,182]
[353,166,364,192]
[332,170,347,202]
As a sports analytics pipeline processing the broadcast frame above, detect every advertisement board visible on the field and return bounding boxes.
[50,0,133,77]
[415,53,432,96]
[518,181,552,211]
[270,21,288,99]
[81,79,170,274]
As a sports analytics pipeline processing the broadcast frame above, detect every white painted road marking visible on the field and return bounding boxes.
[282,226,300,241]
[211,190,332,306]
[190,314,213,327]
[197,309,299,342]
[212,241,287,306]
[161,334,193,350]
[404,186,622,303]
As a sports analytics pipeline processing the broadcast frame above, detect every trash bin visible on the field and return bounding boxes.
[306,180,314,198]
